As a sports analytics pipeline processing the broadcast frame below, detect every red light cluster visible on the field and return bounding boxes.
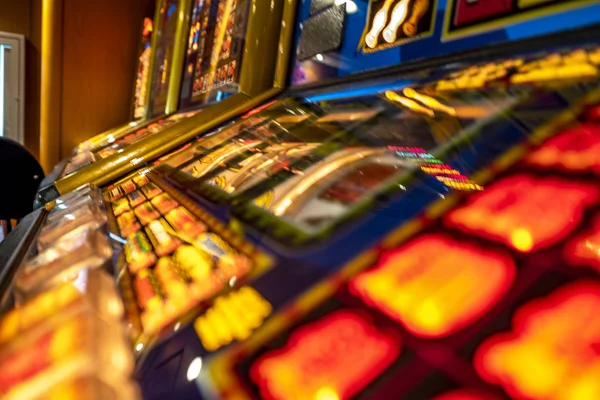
[445,174,598,252]
[475,281,600,400]
[526,123,600,174]
[250,310,400,400]
[349,234,515,338]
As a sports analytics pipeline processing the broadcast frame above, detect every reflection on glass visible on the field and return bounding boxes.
[205,142,320,194]
[93,111,199,160]
[261,148,410,231]
[242,86,521,234]
[167,104,384,195]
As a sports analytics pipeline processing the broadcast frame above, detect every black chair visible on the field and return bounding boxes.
[0,138,44,238]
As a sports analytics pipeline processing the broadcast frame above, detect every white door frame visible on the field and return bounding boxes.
[0,32,25,144]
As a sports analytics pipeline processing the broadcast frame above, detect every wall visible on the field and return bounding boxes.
[0,0,42,159]
[60,0,153,157]
[0,0,153,165]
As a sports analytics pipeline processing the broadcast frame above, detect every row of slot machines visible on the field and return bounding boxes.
[5,0,600,398]
[3,40,600,399]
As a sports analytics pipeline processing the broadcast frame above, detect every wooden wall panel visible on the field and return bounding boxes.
[0,0,153,162]
[27,0,42,159]
[0,0,32,37]
[60,0,152,157]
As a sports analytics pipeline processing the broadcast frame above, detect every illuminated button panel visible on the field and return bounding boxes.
[210,103,600,398]
[104,173,264,341]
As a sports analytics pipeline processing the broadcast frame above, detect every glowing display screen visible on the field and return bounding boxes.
[250,309,400,400]
[133,18,154,119]
[475,281,600,400]
[149,0,182,117]
[179,0,250,108]
[445,174,599,253]
[349,234,515,338]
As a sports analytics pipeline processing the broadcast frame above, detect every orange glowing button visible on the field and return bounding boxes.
[445,175,598,252]
[475,281,600,400]
[525,123,600,174]
[433,389,502,400]
[249,310,400,400]
[349,234,515,338]
[565,214,600,271]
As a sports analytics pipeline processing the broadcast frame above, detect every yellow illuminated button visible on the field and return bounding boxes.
[194,286,272,351]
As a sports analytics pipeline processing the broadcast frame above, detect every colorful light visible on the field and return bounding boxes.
[250,310,400,400]
[387,146,483,192]
[445,175,598,252]
[475,281,600,400]
[194,287,271,351]
[349,234,515,338]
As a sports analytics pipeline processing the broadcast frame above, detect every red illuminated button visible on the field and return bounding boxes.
[565,214,600,271]
[453,0,513,28]
[434,389,502,400]
[349,234,515,338]
[475,281,600,400]
[250,310,400,400]
[445,175,598,252]
[526,123,600,174]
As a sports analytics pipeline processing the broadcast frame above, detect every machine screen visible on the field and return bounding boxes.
[149,0,183,117]
[179,0,250,109]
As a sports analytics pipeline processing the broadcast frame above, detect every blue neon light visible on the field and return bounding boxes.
[306,80,413,102]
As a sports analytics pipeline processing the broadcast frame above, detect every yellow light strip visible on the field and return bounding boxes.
[385,90,434,116]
